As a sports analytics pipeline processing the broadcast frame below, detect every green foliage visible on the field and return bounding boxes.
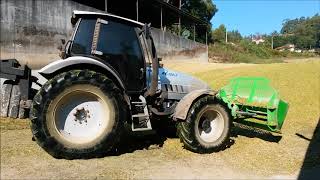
[167,0,218,43]
[212,24,226,43]
[209,14,319,63]
[276,14,320,49]
[228,30,242,43]
[182,0,218,22]
[211,25,242,43]
[208,40,315,63]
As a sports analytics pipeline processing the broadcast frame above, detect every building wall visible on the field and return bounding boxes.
[152,28,208,62]
[0,0,208,69]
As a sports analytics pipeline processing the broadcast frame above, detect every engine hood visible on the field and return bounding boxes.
[147,67,211,100]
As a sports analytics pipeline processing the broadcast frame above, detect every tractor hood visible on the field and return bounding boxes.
[147,67,211,100]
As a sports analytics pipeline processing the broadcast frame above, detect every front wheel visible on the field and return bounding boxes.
[177,96,231,153]
[30,70,127,159]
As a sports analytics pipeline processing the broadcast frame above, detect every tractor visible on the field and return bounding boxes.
[0,11,289,159]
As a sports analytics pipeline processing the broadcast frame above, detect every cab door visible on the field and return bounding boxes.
[93,19,146,93]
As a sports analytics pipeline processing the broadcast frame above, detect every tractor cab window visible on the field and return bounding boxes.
[71,19,96,55]
[95,20,145,92]
[96,21,143,63]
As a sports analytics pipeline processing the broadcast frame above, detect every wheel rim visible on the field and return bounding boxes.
[48,84,114,145]
[196,107,225,143]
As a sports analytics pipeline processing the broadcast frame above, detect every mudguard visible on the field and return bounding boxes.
[173,89,217,121]
[39,56,125,89]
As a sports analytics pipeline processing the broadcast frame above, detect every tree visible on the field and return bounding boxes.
[211,24,226,43]
[182,0,218,22]
[181,0,218,43]
[228,30,242,43]
[279,14,320,49]
[211,25,243,43]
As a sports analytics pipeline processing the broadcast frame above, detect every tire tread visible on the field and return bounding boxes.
[30,69,126,159]
[177,96,231,153]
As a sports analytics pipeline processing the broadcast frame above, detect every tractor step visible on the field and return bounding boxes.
[131,96,152,131]
[132,113,149,118]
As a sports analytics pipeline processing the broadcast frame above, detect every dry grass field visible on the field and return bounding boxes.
[1,58,319,179]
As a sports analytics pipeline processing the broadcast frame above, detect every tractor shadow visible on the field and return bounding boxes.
[108,127,168,156]
[297,117,320,180]
[231,122,282,143]
[103,120,285,157]
[109,121,282,157]
[117,131,167,154]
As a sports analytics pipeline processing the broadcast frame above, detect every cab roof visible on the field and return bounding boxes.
[72,10,144,27]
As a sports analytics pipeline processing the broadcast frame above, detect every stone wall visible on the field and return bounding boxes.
[152,28,208,62]
[1,0,208,68]
[1,0,99,54]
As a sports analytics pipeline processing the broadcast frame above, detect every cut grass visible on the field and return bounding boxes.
[1,59,319,179]
[0,117,30,131]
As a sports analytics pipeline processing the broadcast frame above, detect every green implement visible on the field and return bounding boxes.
[217,77,289,133]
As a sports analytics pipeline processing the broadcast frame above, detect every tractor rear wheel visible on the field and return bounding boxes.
[177,96,231,153]
[30,70,126,159]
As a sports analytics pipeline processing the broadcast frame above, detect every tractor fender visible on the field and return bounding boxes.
[39,56,125,89]
[173,89,217,121]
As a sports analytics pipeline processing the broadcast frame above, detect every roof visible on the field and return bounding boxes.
[72,10,144,27]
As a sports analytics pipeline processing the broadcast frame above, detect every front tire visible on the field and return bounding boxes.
[30,70,126,159]
[177,96,231,153]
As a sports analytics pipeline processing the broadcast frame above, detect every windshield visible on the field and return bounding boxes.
[70,19,96,55]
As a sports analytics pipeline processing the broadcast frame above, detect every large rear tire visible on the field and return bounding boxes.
[30,70,127,159]
[177,96,231,153]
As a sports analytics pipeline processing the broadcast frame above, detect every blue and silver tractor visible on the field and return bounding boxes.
[0,11,289,159]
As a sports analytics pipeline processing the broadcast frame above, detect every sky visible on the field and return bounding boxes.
[211,0,320,36]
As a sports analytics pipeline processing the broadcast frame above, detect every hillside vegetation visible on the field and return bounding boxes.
[208,40,315,63]
[209,14,319,63]
[278,14,320,49]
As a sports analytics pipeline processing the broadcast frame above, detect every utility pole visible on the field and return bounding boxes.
[225,28,228,43]
[271,36,274,49]
[136,0,139,21]
[193,24,195,42]
[105,0,108,12]
[160,6,163,30]
[206,31,208,46]
[178,0,181,36]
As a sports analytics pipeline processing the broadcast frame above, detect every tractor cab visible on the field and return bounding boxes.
[61,11,158,95]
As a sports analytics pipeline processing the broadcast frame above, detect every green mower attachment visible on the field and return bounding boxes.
[217,77,289,133]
